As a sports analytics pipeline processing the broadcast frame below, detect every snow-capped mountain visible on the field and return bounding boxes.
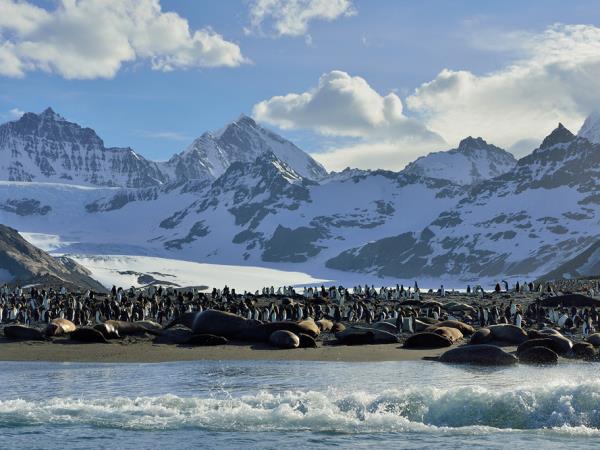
[326,123,600,281]
[0,108,168,188]
[1,111,598,285]
[402,136,517,185]
[163,114,327,182]
[578,111,600,144]
[0,109,327,189]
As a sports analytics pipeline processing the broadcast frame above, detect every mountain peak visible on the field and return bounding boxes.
[578,111,600,144]
[457,136,488,151]
[39,107,65,122]
[540,123,575,149]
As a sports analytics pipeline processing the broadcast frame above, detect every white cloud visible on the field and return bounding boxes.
[247,0,355,37]
[253,70,444,171]
[406,24,600,151]
[8,107,24,118]
[310,139,441,173]
[0,0,248,79]
[135,130,189,141]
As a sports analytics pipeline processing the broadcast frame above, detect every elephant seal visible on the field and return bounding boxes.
[269,330,300,349]
[518,346,558,365]
[336,331,375,346]
[165,310,253,337]
[404,332,453,349]
[417,316,438,325]
[373,321,399,334]
[487,324,528,345]
[414,319,432,332]
[331,322,346,333]
[439,344,518,366]
[70,328,109,343]
[297,319,321,337]
[426,320,475,336]
[45,318,76,337]
[316,319,333,333]
[251,321,320,341]
[336,326,399,345]
[431,326,463,343]
[134,320,162,331]
[94,323,120,340]
[528,330,573,355]
[185,334,228,346]
[586,333,600,347]
[517,338,565,356]
[298,333,318,348]
[3,325,46,341]
[469,328,492,345]
[571,342,596,360]
[153,327,193,345]
[105,320,161,336]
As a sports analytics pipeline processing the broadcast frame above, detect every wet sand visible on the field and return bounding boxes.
[0,336,450,363]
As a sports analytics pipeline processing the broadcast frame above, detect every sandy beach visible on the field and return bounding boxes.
[0,335,453,363]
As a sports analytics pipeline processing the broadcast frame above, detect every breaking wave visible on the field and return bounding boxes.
[2,381,600,435]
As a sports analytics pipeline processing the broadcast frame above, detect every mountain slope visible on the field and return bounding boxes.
[0,108,167,188]
[540,240,600,280]
[0,224,106,291]
[164,115,327,181]
[326,123,600,281]
[402,136,517,185]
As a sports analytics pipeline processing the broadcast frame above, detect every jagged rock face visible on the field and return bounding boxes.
[165,115,327,182]
[0,108,167,188]
[0,224,105,291]
[326,124,600,280]
[403,136,517,185]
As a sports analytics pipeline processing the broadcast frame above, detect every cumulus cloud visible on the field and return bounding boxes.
[247,0,355,37]
[8,107,24,118]
[0,0,247,79]
[253,70,444,171]
[406,24,600,151]
[254,70,442,140]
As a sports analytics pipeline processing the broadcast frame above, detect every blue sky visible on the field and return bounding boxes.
[1,0,600,169]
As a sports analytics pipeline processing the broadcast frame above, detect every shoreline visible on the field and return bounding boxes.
[0,337,450,363]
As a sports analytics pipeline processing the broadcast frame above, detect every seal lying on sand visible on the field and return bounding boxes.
[3,325,46,341]
[94,323,120,339]
[404,332,453,349]
[518,346,558,365]
[469,328,492,344]
[70,328,109,343]
[517,338,565,356]
[373,321,399,334]
[316,319,333,333]
[426,320,475,336]
[298,333,318,348]
[439,344,518,366]
[571,342,596,360]
[586,333,600,347]
[269,330,300,349]
[185,334,228,346]
[528,330,573,355]
[45,318,76,337]
[335,326,399,345]
[165,310,256,338]
[430,326,463,343]
[104,320,161,336]
[470,325,527,345]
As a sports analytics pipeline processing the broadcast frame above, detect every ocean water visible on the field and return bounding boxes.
[1,360,600,449]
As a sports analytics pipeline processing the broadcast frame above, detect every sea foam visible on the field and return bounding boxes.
[2,381,600,434]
